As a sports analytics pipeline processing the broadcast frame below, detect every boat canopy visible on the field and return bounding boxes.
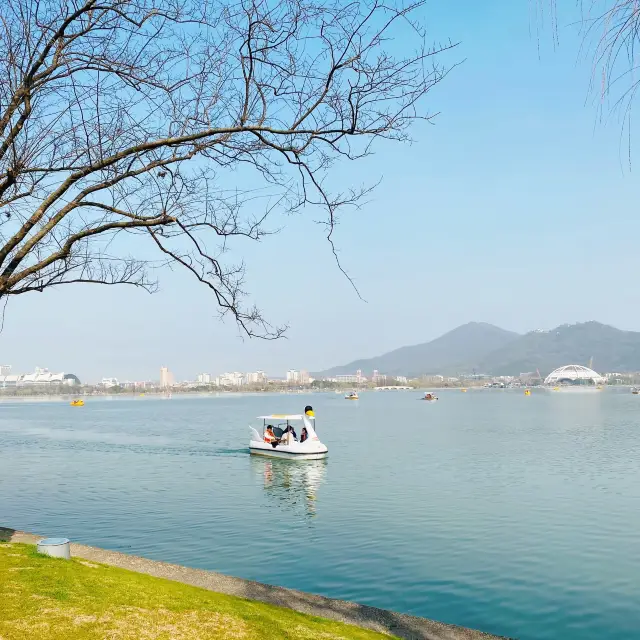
[254,414,319,440]
[257,414,312,421]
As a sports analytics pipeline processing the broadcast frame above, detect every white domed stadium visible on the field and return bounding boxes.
[544,364,605,386]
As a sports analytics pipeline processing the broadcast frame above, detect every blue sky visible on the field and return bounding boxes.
[4,0,640,382]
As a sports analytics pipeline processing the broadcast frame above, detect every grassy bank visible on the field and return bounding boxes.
[0,543,394,640]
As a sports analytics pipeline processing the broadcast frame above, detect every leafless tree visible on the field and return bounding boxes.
[0,0,457,336]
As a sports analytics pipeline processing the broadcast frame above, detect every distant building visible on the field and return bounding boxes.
[101,377,119,388]
[285,369,310,384]
[216,372,243,386]
[395,376,408,384]
[159,366,174,388]
[196,373,211,384]
[544,365,605,386]
[6,367,80,387]
[120,380,149,389]
[0,375,20,387]
[246,371,267,384]
[519,372,541,385]
[335,369,366,384]
[605,372,640,384]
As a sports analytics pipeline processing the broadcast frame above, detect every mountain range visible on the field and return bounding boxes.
[317,321,640,377]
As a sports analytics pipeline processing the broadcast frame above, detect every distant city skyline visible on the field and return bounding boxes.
[4,333,640,389]
[6,318,640,383]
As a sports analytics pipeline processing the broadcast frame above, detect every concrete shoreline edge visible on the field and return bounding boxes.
[1,527,509,640]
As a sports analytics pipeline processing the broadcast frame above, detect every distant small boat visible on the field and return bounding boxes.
[632,388,640,395]
[422,393,438,401]
[524,389,531,396]
[461,388,468,393]
[70,399,84,407]
[344,391,359,400]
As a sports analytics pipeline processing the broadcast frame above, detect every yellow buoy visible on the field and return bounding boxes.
[461,388,467,392]
[524,389,531,396]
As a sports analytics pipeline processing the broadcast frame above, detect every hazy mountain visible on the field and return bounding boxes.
[317,322,520,377]
[478,321,640,375]
[318,321,640,378]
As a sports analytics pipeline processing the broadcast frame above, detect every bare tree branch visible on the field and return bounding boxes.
[0,0,458,336]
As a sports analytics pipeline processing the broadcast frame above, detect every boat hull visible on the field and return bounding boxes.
[249,440,328,460]
[249,447,328,460]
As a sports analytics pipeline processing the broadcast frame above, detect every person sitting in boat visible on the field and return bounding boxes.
[304,405,314,417]
[263,425,276,443]
[280,424,298,444]
[300,427,308,443]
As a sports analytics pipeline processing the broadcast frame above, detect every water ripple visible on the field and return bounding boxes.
[1,391,640,640]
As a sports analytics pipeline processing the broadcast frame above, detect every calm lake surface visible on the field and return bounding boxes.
[1,389,639,639]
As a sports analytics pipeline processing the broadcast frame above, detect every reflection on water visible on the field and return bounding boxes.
[251,457,327,518]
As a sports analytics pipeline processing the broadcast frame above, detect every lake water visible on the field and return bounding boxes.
[1,389,639,639]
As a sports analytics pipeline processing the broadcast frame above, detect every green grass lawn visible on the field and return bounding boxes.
[0,543,394,639]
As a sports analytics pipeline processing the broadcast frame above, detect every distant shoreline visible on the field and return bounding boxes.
[0,386,468,399]
[0,384,633,402]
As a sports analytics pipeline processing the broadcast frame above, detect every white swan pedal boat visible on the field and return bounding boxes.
[249,414,328,460]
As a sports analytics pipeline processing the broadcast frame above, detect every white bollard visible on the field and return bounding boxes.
[37,537,71,560]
